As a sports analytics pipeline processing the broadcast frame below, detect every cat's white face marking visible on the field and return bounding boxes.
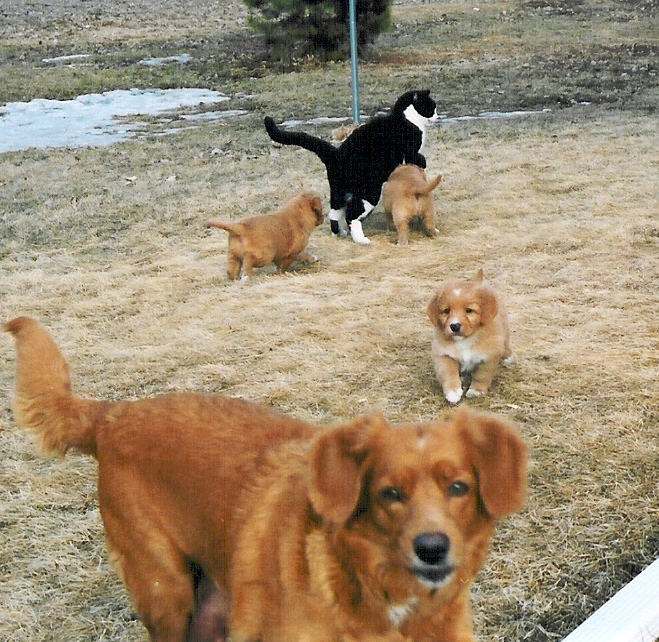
[404,104,432,151]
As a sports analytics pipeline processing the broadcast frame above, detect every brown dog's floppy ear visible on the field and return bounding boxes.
[309,411,386,524]
[426,291,443,328]
[455,407,526,519]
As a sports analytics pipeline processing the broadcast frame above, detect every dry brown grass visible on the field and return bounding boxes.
[2,107,657,641]
[1,0,658,640]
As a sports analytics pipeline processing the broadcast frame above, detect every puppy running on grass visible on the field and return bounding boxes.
[381,164,443,246]
[427,269,512,403]
[205,192,323,280]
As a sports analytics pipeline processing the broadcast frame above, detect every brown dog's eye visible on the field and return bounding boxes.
[448,481,469,497]
[379,486,404,502]
[465,308,474,314]
[442,307,450,314]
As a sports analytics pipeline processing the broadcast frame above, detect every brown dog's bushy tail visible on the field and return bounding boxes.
[416,173,443,197]
[4,317,107,457]
[205,219,241,235]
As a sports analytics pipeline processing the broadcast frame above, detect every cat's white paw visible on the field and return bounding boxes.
[350,220,371,245]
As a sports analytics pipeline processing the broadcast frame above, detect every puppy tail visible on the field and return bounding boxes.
[4,317,107,458]
[205,219,239,234]
[416,173,443,197]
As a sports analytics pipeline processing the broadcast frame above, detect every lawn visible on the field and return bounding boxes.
[0,1,657,640]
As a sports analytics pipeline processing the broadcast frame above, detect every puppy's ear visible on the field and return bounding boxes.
[478,286,498,325]
[455,408,526,519]
[426,292,444,328]
[310,195,323,220]
[309,411,386,524]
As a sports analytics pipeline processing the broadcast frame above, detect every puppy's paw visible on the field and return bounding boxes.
[444,388,463,404]
[502,355,515,367]
[355,236,371,245]
[465,388,485,398]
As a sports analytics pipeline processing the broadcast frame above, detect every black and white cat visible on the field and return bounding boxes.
[264,90,437,244]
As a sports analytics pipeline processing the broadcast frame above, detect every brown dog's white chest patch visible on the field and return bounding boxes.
[388,597,419,627]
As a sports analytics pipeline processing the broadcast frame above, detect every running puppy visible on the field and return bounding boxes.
[264,90,437,245]
[5,317,526,642]
[381,164,443,245]
[205,192,323,279]
[427,269,512,403]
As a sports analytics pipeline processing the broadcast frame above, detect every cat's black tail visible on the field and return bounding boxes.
[264,116,337,167]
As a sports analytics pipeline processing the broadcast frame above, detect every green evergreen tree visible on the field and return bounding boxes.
[244,0,392,60]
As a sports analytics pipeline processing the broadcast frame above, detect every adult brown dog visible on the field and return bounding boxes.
[381,164,443,246]
[427,269,512,404]
[5,317,526,642]
[205,192,323,279]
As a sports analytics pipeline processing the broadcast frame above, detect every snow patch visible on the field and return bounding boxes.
[139,54,191,66]
[438,108,551,123]
[42,54,91,64]
[0,88,233,153]
[278,108,554,130]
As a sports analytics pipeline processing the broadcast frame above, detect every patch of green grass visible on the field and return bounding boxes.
[1,0,656,114]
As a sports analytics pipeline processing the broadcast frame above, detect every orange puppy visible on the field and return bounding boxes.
[5,317,526,642]
[205,191,323,279]
[381,164,443,245]
[427,269,512,404]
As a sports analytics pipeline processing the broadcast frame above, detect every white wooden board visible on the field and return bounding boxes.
[562,558,659,642]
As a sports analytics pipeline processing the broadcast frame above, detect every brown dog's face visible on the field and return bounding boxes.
[309,409,526,598]
[427,270,497,341]
[365,425,477,590]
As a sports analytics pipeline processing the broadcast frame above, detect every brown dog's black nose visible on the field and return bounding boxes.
[449,322,461,333]
[413,532,450,565]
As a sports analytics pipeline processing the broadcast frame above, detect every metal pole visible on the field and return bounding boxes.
[348,0,360,123]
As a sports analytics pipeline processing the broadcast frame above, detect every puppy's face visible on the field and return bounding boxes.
[309,410,526,599]
[427,273,497,341]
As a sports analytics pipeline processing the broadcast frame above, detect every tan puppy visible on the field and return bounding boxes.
[381,164,443,245]
[5,317,526,642]
[205,192,323,279]
[427,269,512,404]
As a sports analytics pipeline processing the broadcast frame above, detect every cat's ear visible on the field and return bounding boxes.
[413,89,430,103]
